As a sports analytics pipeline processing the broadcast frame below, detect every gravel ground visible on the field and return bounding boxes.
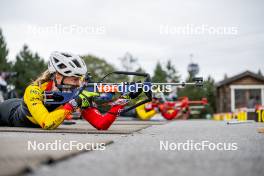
[22,120,264,176]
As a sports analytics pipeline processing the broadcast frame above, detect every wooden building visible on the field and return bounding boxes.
[216,71,264,115]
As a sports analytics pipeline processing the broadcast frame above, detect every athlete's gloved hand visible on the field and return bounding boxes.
[110,93,131,106]
[69,90,99,109]
[111,98,130,106]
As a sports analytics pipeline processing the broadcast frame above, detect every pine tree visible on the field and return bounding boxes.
[152,62,167,83]
[203,76,216,113]
[0,28,11,71]
[165,60,180,82]
[13,45,47,96]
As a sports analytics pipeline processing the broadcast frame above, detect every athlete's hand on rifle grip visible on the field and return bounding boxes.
[110,94,131,106]
[111,98,130,106]
[69,90,99,109]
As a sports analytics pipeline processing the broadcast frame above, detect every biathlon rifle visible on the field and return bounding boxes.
[44,71,203,113]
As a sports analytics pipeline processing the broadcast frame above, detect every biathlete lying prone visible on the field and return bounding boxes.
[0,52,138,130]
[136,95,197,120]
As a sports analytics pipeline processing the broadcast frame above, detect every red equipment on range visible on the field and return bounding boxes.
[137,96,208,120]
[160,97,208,120]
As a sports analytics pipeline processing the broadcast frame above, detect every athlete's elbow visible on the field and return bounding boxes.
[162,113,177,120]
[95,124,110,130]
[93,121,111,130]
[41,126,53,130]
[40,122,58,130]
[42,125,57,130]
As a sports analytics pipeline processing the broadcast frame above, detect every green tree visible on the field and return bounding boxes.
[165,60,180,82]
[152,60,180,83]
[82,54,127,82]
[0,28,11,71]
[13,45,47,96]
[203,76,216,113]
[152,62,167,83]
[178,83,204,100]
[178,75,216,115]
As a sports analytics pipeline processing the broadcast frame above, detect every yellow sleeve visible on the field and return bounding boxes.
[136,104,156,120]
[24,85,73,130]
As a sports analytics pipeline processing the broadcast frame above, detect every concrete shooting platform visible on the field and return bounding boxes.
[0,122,151,134]
[0,119,264,176]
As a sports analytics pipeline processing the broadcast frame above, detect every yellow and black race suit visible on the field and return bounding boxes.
[0,81,73,129]
[0,81,124,130]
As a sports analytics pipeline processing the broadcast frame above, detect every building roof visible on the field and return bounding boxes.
[216,70,264,87]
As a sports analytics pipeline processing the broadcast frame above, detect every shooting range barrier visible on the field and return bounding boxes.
[213,107,264,122]
[256,108,264,122]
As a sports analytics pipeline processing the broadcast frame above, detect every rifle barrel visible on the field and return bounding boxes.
[85,82,198,86]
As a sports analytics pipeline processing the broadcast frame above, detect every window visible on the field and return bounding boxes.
[234,89,261,109]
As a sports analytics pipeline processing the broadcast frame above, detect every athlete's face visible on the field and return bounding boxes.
[52,73,81,91]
